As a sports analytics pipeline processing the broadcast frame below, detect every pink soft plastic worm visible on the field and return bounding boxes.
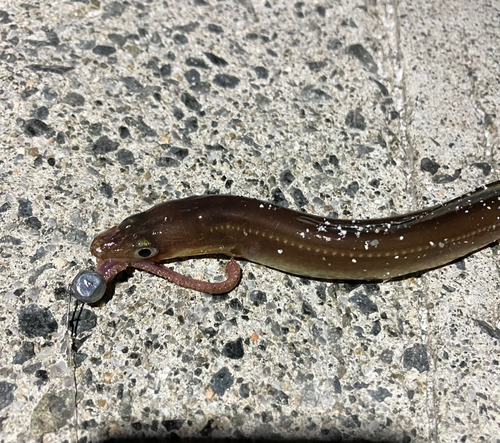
[96,258,241,294]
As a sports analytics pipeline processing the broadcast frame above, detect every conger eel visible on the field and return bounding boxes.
[71,180,500,303]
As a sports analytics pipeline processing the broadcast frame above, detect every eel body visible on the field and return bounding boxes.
[89,181,500,293]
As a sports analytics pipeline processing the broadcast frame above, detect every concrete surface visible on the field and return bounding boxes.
[0,0,499,442]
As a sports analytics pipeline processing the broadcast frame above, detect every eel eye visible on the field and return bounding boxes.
[137,248,154,258]
[133,240,158,259]
[134,247,158,259]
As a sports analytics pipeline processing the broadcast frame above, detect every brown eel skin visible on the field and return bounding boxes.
[90,180,500,294]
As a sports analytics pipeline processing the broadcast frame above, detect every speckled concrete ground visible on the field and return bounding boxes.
[0,0,499,442]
